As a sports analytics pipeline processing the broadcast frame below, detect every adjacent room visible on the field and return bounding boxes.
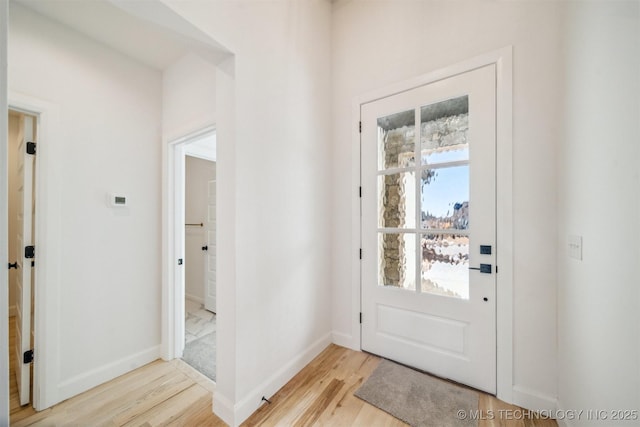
[2,0,225,421]
[182,132,217,382]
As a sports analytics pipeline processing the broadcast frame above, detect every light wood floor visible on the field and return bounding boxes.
[9,322,556,426]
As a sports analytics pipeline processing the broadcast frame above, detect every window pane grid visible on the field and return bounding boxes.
[377,228,469,235]
[376,96,470,299]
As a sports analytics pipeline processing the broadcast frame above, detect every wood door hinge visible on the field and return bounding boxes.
[359,186,362,198]
[359,312,362,324]
[26,142,36,155]
[359,248,362,259]
[23,349,34,364]
[359,121,362,133]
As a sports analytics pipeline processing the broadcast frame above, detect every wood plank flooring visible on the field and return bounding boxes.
[9,323,557,426]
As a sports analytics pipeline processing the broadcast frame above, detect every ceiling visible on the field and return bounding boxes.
[15,0,230,70]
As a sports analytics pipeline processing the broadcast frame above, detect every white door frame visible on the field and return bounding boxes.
[204,177,216,313]
[7,92,62,411]
[351,47,513,402]
[1,4,9,423]
[162,125,215,360]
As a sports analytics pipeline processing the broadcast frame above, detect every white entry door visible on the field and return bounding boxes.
[361,65,497,393]
[204,179,216,313]
[15,113,36,405]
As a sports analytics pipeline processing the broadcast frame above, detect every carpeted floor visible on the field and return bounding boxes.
[183,301,216,381]
[355,359,478,427]
[182,331,217,381]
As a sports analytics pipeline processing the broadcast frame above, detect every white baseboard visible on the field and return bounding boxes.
[217,333,332,426]
[186,294,204,305]
[214,391,237,427]
[57,345,160,403]
[331,331,358,350]
[554,400,573,427]
[9,305,16,317]
[512,385,557,413]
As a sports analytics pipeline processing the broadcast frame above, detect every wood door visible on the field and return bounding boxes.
[15,113,35,406]
[361,65,497,393]
[204,179,216,313]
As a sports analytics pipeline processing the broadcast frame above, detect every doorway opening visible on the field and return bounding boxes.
[169,128,217,382]
[352,47,513,402]
[360,65,497,393]
[7,108,39,419]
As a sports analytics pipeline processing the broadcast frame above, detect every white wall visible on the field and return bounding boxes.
[557,2,640,425]
[331,0,563,409]
[212,56,237,422]
[9,3,162,406]
[184,156,215,303]
[162,53,217,141]
[163,1,333,424]
[7,112,19,316]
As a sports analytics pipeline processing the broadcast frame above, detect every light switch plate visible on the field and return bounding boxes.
[568,235,582,260]
[108,193,128,207]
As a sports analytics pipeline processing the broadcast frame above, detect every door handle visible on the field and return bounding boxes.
[469,264,492,274]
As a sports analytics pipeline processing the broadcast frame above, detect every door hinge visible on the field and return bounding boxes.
[359,121,362,133]
[26,142,36,155]
[359,186,362,198]
[359,248,362,259]
[496,265,498,273]
[359,312,362,324]
[23,349,34,364]
[25,246,35,259]
[8,262,18,270]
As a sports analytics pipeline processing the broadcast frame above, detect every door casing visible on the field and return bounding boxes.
[7,92,60,411]
[164,126,216,361]
[14,111,36,406]
[349,47,513,402]
[204,178,217,313]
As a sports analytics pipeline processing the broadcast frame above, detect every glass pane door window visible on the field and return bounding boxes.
[377,96,470,299]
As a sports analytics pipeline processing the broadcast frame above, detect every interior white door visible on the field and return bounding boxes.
[204,178,216,313]
[15,113,35,406]
[361,65,497,393]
